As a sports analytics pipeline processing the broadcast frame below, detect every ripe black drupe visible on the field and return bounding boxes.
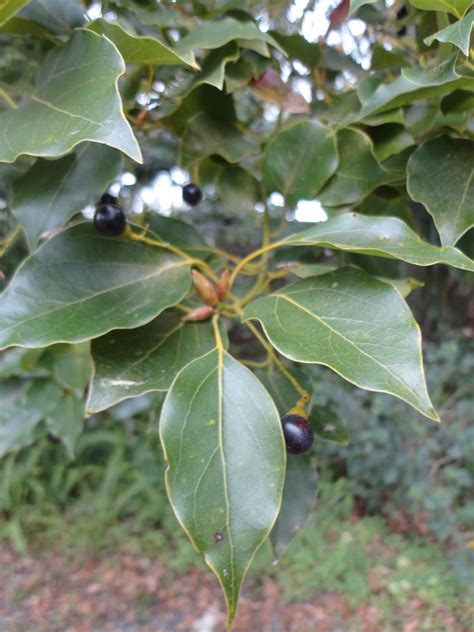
[183,183,202,206]
[99,192,118,206]
[281,414,314,455]
[94,204,127,237]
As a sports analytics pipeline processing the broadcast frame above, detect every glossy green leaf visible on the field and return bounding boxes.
[256,368,318,557]
[87,311,223,414]
[0,378,64,457]
[0,30,142,163]
[18,0,84,34]
[352,56,474,121]
[407,136,474,247]
[319,129,393,206]
[424,11,473,55]
[284,212,474,271]
[46,392,84,457]
[87,18,198,68]
[285,262,423,298]
[190,43,240,90]
[0,0,31,26]
[180,112,258,167]
[262,121,338,204]
[369,124,415,161]
[11,144,123,249]
[0,223,191,350]
[409,0,471,17]
[244,267,439,420]
[175,16,285,56]
[160,347,285,627]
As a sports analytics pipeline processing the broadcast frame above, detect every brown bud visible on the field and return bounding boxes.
[192,270,219,307]
[215,269,230,301]
[182,305,215,322]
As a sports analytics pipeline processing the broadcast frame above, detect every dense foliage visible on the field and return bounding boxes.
[0,0,472,625]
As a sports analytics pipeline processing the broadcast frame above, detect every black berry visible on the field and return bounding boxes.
[281,414,314,455]
[99,192,118,207]
[94,204,127,237]
[183,183,202,206]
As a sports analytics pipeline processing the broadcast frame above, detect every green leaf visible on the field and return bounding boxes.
[146,214,213,261]
[46,392,84,457]
[160,347,285,627]
[0,30,142,164]
[0,223,191,350]
[284,212,474,271]
[146,214,211,259]
[409,0,471,17]
[11,144,123,249]
[18,0,84,34]
[262,121,338,204]
[352,56,474,121]
[243,267,439,420]
[0,15,56,38]
[0,0,31,26]
[87,18,198,68]
[175,16,285,56]
[180,112,258,167]
[0,347,44,378]
[216,165,260,214]
[350,0,377,16]
[407,136,474,246]
[0,378,63,457]
[369,124,415,162]
[310,404,349,445]
[87,311,223,414]
[318,128,393,206]
[424,10,473,55]
[284,262,423,298]
[190,43,240,90]
[271,454,317,557]
[39,343,92,391]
